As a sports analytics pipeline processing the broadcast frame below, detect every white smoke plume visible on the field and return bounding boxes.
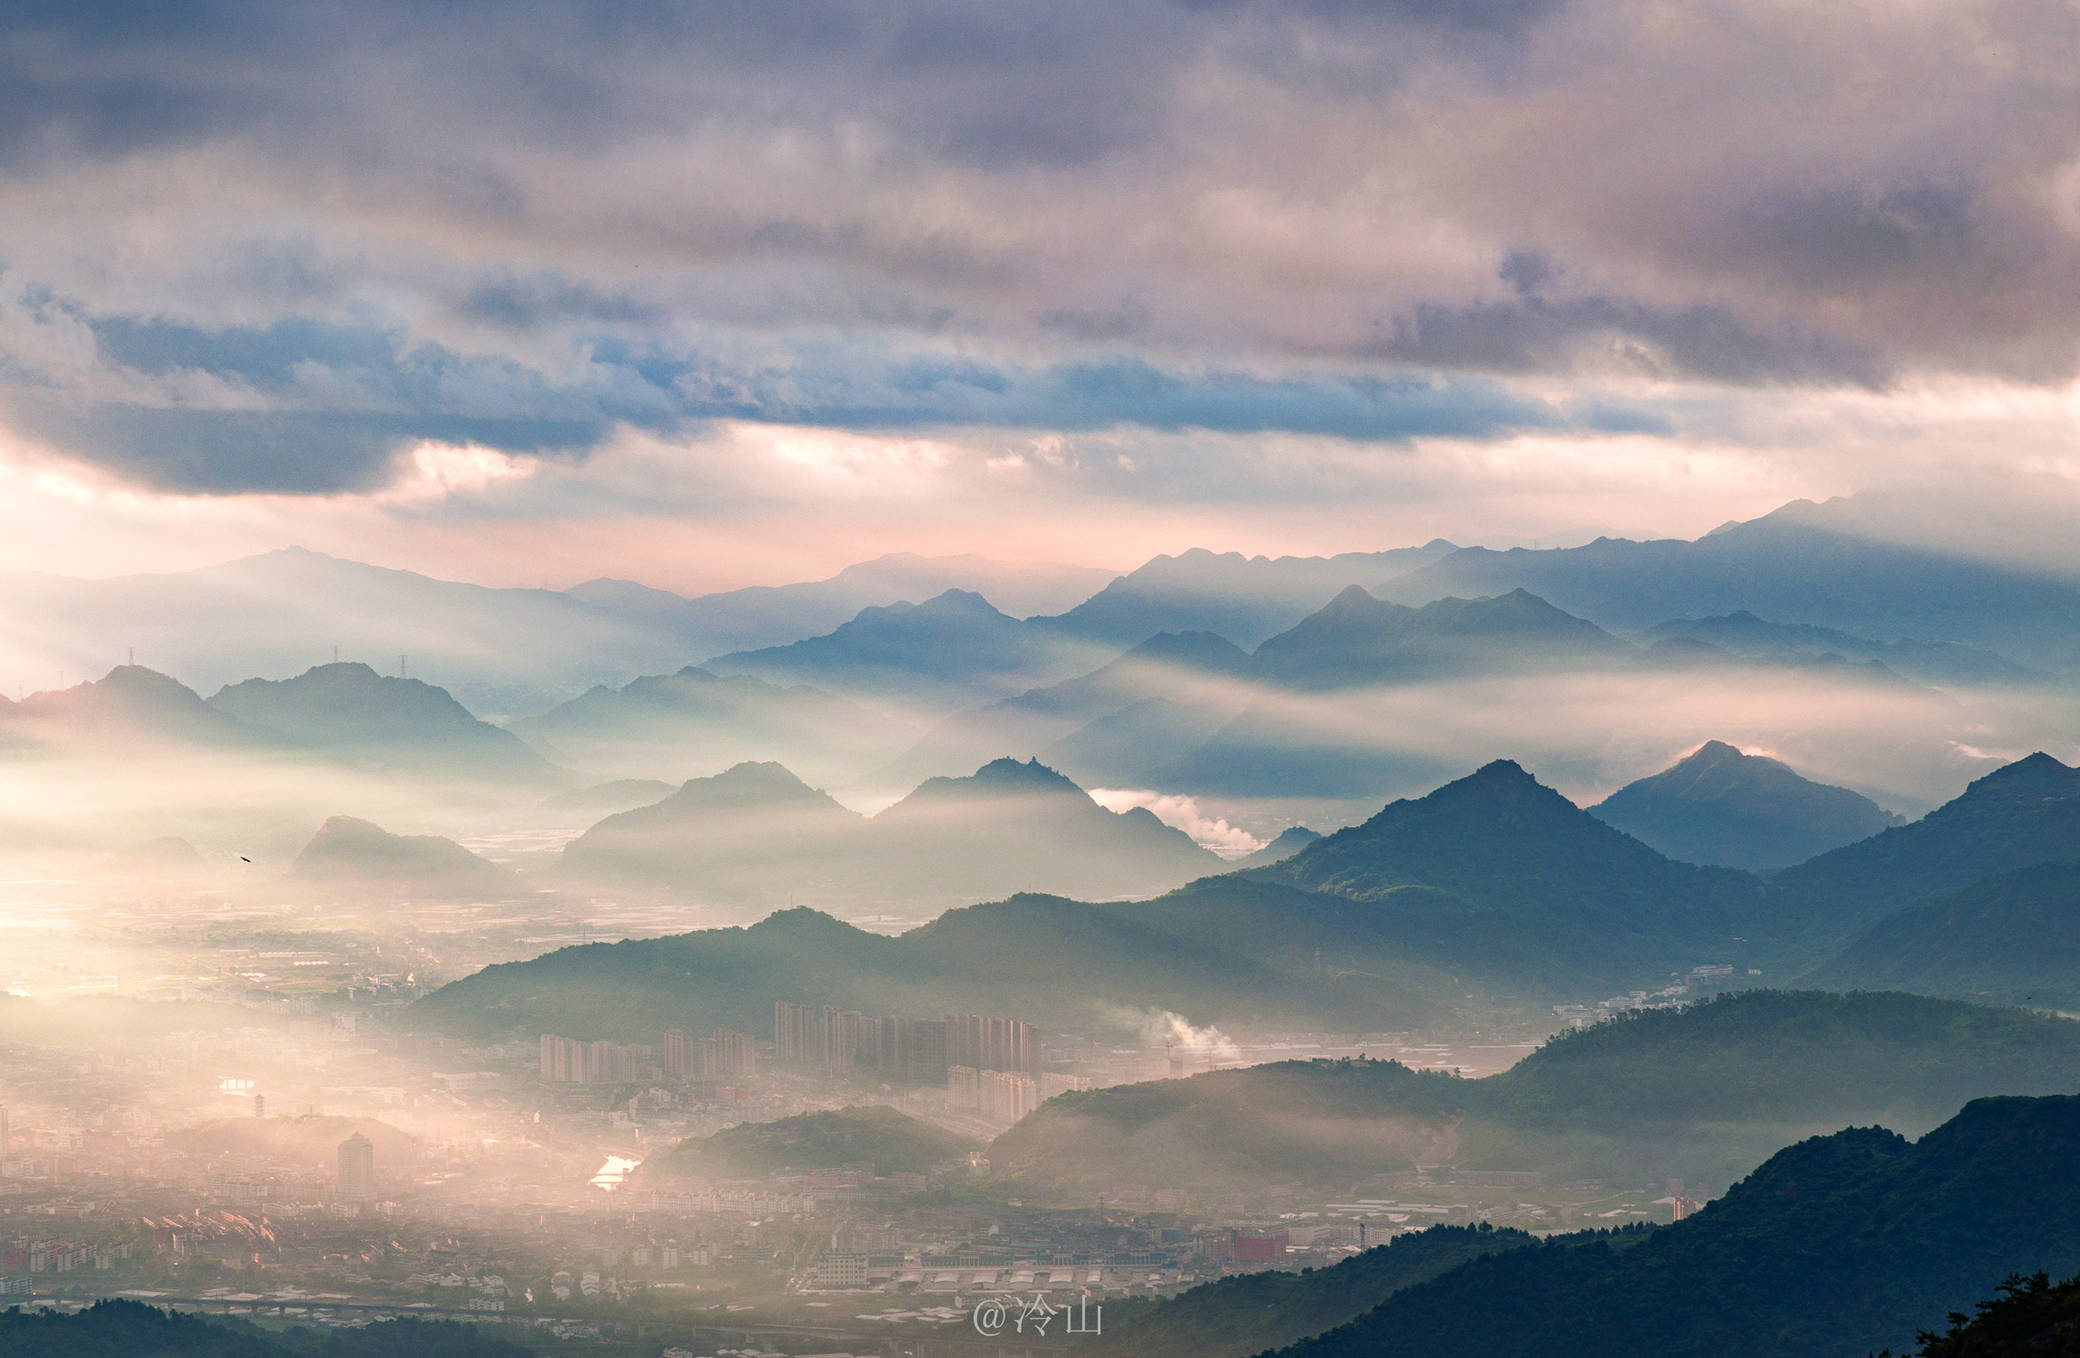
[1099,1004,1243,1063]
[1088,788,1267,858]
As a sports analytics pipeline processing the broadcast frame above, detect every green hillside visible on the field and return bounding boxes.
[0,1301,533,1358]
[1768,753,2080,955]
[641,1105,974,1181]
[1810,860,2080,1011]
[993,991,2080,1195]
[1087,1224,1534,1358]
[1267,1094,2080,1358]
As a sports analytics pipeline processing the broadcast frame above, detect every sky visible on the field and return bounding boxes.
[3,0,2080,594]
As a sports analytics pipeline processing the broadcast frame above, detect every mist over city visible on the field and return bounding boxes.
[5,4,2080,1357]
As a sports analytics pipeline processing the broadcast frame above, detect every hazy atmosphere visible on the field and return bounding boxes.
[5,5,2080,1358]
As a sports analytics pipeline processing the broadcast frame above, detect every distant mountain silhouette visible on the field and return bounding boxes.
[537,778,675,817]
[1589,740,1901,870]
[1149,589,1636,797]
[570,551,1112,648]
[560,760,869,904]
[0,547,1109,718]
[107,835,209,876]
[1235,826,1322,869]
[1131,586,1630,798]
[1034,542,1458,650]
[1379,499,2080,669]
[511,665,892,785]
[0,665,270,756]
[561,757,1221,908]
[869,757,1221,900]
[884,630,1254,784]
[705,588,1120,711]
[1811,859,2080,1009]
[1038,695,1247,789]
[209,662,554,781]
[1769,752,2080,955]
[1253,759,1766,983]
[1644,610,2042,687]
[1252,587,1632,690]
[292,815,510,893]
[1269,1092,2080,1358]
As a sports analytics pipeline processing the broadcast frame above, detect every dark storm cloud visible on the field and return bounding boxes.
[11,402,606,495]
[3,311,683,491]
[452,274,668,332]
[4,293,1646,492]
[1368,267,1891,388]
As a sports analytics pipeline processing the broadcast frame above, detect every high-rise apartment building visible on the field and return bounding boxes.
[336,1133,376,1201]
[539,1033,646,1084]
[821,1005,862,1078]
[668,1026,758,1079]
[774,1001,821,1067]
[945,1013,1042,1079]
[867,1016,949,1083]
[705,1027,758,1078]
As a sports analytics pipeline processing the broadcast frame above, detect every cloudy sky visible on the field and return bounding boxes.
[3,0,2079,591]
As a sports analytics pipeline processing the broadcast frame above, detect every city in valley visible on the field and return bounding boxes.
[6,4,2080,1357]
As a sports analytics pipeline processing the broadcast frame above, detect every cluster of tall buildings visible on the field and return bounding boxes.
[540,1027,758,1085]
[538,1034,646,1085]
[775,1002,968,1083]
[540,1027,761,1081]
[947,1064,1039,1123]
[945,1012,1043,1080]
[773,1002,1042,1113]
[664,1027,757,1080]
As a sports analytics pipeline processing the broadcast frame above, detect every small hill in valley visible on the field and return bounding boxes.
[168,1113,419,1172]
[291,816,510,893]
[1235,825,1322,869]
[640,1106,973,1181]
[988,990,2080,1196]
[1589,740,1901,870]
